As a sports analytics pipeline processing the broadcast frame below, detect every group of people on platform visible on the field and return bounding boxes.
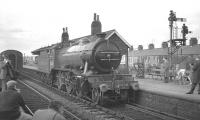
[162,57,200,94]
[0,54,66,120]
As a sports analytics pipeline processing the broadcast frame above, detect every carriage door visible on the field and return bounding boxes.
[8,54,16,69]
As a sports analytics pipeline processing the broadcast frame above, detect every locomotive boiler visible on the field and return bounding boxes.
[57,36,121,74]
[31,14,139,104]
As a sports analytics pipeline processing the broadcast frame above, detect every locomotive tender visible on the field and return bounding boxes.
[32,13,139,104]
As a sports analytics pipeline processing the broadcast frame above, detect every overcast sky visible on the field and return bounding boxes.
[0,0,200,55]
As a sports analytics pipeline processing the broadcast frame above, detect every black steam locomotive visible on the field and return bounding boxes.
[31,14,139,104]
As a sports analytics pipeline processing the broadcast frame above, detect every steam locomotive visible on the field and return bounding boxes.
[31,14,138,104]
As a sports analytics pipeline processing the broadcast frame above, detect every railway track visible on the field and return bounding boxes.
[17,79,83,120]
[17,81,49,113]
[20,68,187,120]
[108,104,187,120]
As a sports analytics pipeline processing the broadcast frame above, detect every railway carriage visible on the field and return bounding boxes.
[0,50,23,71]
[0,50,23,80]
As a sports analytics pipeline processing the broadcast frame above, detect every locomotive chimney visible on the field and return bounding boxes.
[65,27,68,35]
[91,13,102,35]
[97,15,99,21]
[61,27,69,43]
[94,13,96,21]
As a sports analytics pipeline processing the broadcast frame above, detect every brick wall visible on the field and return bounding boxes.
[135,90,200,120]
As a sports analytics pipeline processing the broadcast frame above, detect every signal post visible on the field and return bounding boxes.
[167,10,189,81]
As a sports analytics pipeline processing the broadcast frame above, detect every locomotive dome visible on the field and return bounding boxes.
[79,38,90,45]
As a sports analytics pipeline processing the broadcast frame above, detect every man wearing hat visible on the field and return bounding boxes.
[6,80,20,92]
[0,80,32,120]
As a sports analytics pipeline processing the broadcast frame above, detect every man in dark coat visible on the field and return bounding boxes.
[186,57,200,94]
[0,80,32,120]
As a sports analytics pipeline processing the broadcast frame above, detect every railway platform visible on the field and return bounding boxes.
[135,77,200,120]
[137,77,200,100]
